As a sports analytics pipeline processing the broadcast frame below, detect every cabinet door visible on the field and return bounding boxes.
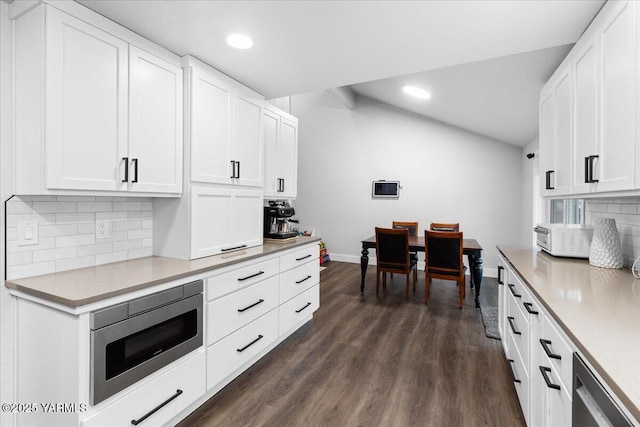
[191,187,263,259]
[230,190,263,250]
[190,66,234,185]
[191,187,234,259]
[129,46,183,193]
[263,108,280,197]
[572,37,599,194]
[45,7,127,191]
[539,90,556,197]
[234,85,264,187]
[554,70,572,196]
[597,0,636,192]
[277,118,298,198]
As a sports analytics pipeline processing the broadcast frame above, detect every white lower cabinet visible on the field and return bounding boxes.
[499,253,573,426]
[280,284,320,336]
[206,309,279,389]
[82,350,206,427]
[204,241,320,393]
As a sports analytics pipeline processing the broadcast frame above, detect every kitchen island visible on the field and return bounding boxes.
[498,246,640,424]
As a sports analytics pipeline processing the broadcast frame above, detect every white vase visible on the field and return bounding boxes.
[589,218,623,268]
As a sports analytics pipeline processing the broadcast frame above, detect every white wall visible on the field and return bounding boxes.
[521,137,540,246]
[291,91,524,276]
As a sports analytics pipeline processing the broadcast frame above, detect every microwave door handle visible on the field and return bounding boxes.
[534,226,549,234]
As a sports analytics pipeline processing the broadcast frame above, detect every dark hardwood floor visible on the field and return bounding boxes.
[178,262,526,427]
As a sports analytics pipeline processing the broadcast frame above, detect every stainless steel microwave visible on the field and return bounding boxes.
[90,280,203,404]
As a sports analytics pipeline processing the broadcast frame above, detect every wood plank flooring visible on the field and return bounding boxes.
[178,262,526,427]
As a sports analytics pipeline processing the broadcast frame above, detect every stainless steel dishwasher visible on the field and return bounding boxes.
[572,353,633,426]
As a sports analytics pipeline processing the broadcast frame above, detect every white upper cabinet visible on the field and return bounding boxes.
[234,86,265,187]
[596,0,636,193]
[541,0,638,197]
[13,3,183,196]
[45,6,128,192]
[128,46,183,193]
[187,57,264,188]
[572,36,599,194]
[190,63,234,184]
[263,104,298,199]
[539,67,572,197]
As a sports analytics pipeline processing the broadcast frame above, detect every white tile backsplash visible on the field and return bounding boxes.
[585,197,640,268]
[5,196,154,280]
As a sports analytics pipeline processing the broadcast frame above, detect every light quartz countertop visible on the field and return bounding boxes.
[498,246,640,422]
[4,237,321,307]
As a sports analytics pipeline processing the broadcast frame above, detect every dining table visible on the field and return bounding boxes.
[360,235,484,307]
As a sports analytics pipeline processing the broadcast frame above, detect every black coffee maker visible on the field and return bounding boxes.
[264,201,298,239]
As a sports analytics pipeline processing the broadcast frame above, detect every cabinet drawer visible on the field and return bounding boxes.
[505,275,529,317]
[206,257,279,301]
[207,275,279,345]
[507,291,530,375]
[279,261,319,303]
[206,309,278,390]
[82,350,205,427]
[279,244,319,272]
[279,284,319,336]
[507,331,531,426]
[540,313,574,390]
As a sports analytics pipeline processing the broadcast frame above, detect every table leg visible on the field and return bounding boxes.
[360,246,369,294]
[468,251,483,308]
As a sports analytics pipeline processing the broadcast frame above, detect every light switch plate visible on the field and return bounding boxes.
[18,221,38,246]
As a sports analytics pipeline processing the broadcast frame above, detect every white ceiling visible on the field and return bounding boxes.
[78,0,605,147]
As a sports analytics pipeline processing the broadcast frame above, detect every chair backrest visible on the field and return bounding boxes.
[375,227,410,268]
[392,221,419,236]
[425,230,463,275]
[430,222,460,232]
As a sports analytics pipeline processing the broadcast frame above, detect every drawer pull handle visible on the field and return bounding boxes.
[508,283,521,298]
[222,244,248,253]
[540,339,562,360]
[497,266,504,285]
[507,316,521,335]
[238,299,265,313]
[237,335,264,353]
[132,158,139,183]
[131,389,183,425]
[296,275,312,284]
[507,359,521,384]
[523,302,538,315]
[238,271,264,281]
[122,157,129,182]
[295,302,312,313]
[296,254,312,261]
[539,366,561,390]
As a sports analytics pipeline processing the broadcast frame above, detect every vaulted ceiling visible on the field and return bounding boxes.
[78,0,605,146]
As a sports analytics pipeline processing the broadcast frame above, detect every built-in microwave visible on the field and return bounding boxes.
[90,280,203,404]
[534,224,593,258]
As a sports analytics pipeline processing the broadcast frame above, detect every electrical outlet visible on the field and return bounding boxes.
[96,220,110,239]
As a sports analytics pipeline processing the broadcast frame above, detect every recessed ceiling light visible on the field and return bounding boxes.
[226,33,253,49]
[402,85,431,100]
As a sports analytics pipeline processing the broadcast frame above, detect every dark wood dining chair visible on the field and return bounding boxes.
[375,227,417,300]
[424,230,465,308]
[392,221,419,236]
[392,221,419,265]
[430,222,460,232]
